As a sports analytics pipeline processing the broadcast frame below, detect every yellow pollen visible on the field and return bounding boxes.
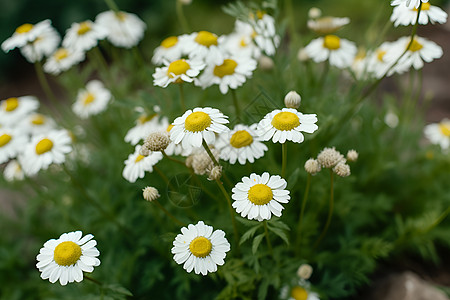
[135,154,145,163]
[167,124,175,132]
[414,2,430,11]
[323,35,341,50]
[35,138,53,155]
[251,30,258,39]
[167,59,190,79]
[138,114,157,124]
[189,236,212,258]
[54,48,69,61]
[4,97,19,112]
[115,12,127,21]
[184,111,211,132]
[77,22,92,35]
[439,123,450,137]
[408,38,423,52]
[194,31,218,47]
[15,23,33,34]
[240,38,248,47]
[31,114,46,125]
[213,59,238,78]
[377,50,387,62]
[230,130,253,148]
[271,111,300,131]
[291,286,308,300]
[0,134,12,147]
[161,36,178,48]
[248,184,273,205]
[83,93,96,106]
[256,10,266,19]
[53,241,82,266]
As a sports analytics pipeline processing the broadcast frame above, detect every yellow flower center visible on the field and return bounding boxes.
[377,49,387,62]
[414,2,430,11]
[161,36,178,48]
[167,59,190,78]
[35,138,53,155]
[323,35,341,50]
[0,134,12,147]
[115,12,127,21]
[167,124,174,132]
[248,184,273,205]
[184,111,212,132]
[31,114,46,125]
[135,154,145,162]
[271,111,300,131]
[240,38,248,47]
[77,22,92,35]
[53,241,82,266]
[408,38,423,52]
[230,130,253,148]
[256,10,266,19]
[138,114,157,124]
[83,93,95,106]
[291,286,308,300]
[213,59,238,78]
[194,31,218,47]
[439,123,450,137]
[54,48,69,61]
[189,236,212,258]
[4,97,19,112]
[15,23,34,34]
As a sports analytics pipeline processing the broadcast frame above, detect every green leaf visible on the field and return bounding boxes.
[267,226,290,245]
[240,224,263,245]
[235,216,260,227]
[268,218,291,231]
[252,233,265,254]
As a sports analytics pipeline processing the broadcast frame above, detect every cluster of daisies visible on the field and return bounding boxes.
[304,147,358,177]
[0,96,72,179]
[152,10,279,94]
[1,10,146,75]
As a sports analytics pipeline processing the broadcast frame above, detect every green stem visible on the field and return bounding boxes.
[176,0,190,33]
[162,150,186,166]
[296,174,311,248]
[281,143,288,178]
[132,46,146,67]
[202,139,220,167]
[154,165,177,192]
[103,0,119,12]
[426,206,450,233]
[84,275,102,286]
[178,84,187,112]
[263,220,274,256]
[231,89,241,121]
[314,170,334,248]
[92,47,110,76]
[153,199,185,226]
[34,62,58,106]
[285,0,297,47]
[215,178,240,251]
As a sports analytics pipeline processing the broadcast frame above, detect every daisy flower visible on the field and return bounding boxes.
[72,80,112,119]
[43,47,85,75]
[304,35,357,69]
[153,58,205,88]
[1,20,52,53]
[18,113,56,135]
[195,55,257,94]
[62,20,107,52]
[280,283,320,300]
[257,108,318,144]
[3,159,25,182]
[216,124,268,165]
[307,16,350,34]
[249,11,280,56]
[170,107,229,149]
[0,96,39,126]
[391,0,429,9]
[219,20,261,59]
[95,10,146,49]
[391,2,447,26]
[424,118,450,150]
[183,31,224,65]
[232,172,290,221]
[125,114,168,145]
[164,124,192,156]
[0,128,28,164]
[152,35,188,65]
[366,41,401,79]
[36,231,100,286]
[171,221,230,276]
[122,145,163,183]
[19,129,72,176]
[19,20,60,63]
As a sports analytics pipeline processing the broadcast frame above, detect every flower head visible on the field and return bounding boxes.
[304,35,357,69]
[17,20,60,63]
[390,2,447,26]
[0,96,39,126]
[307,16,350,34]
[183,31,224,65]
[3,160,25,182]
[143,186,160,202]
[122,145,163,183]
[62,20,107,52]
[43,47,85,75]
[144,131,170,152]
[316,147,344,168]
[391,0,429,9]
[72,80,112,119]
[284,91,301,109]
[125,113,168,145]
[0,127,28,164]
[153,58,205,88]
[304,158,321,175]
[424,118,450,150]
[152,35,188,65]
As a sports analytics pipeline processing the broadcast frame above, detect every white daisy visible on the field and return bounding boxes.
[43,47,85,75]
[304,35,357,69]
[307,16,350,34]
[0,128,28,164]
[152,35,188,65]
[424,118,450,150]
[171,221,230,276]
[19,129,72,176]
[391,2,447,26]
[232,172,290,221]
[219,20,261,59]
[164,124,192,156]
[19,20,60,63]
[125,114,168,145]
[280,284,320,300]
[257,108,318,144]
[1,20,50,53]
[183,31,225,65]
[366,41,401,79]
[0,96,39,126]
[391,0,429,9]
[216,124,268,165]
[72,80,112,119]
[3,159,25,182]
[195,55,257,94]
[153,58,205,88]
[122,145,163,183]
[62,20,108,52]
[18,113,56,135]
[95,10,146,49]
[249,12,280,56]
[36,231,100,286]
[170,107,229,149]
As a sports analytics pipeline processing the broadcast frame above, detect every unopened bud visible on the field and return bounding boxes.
[284,91,301,109]
[297,264,313,280]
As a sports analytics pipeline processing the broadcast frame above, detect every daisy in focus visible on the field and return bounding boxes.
[36,231,100,285]
[0,128,28,164]
[19,129,72,176]
[391,0,429,9]
[304,35,357,69]
[390,2,447,26]
[248,11,280,56]
[72,80,112,119]
[424,118,450,150]
[257,108,318,144]
[3,160,25,182]
[95,10,146,48]
[152,35,187,65]
[170,107,229,149]
[62,20,107,52]
[232,172,290,221]
[183,31,224,65]
[0,96,39,126]
[125,113,168,145]
[122,145,163,183]
[43,47,85,75]
[171,221,230,276]
[216,124,268,165]
[153,58,205,88]
[307,16,350,35]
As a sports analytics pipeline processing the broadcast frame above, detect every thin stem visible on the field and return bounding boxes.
[178,84,187,112]
[296,174,311,248]
[263,220,274,256]
[92,47,110,76]
[132,46,146,67]
[84,275,102,286]
[103,0,119,12]
[202,139,220,167]
[285,0,297,47]
[154,165,177,192]
[314,170,334,249]
[176,0,190,33]
[231,89,241,121]
[153,199,185,226]
[34,62,58,106]
[281,143,288,178]
[162,150,186,167]
[215,178,240,251]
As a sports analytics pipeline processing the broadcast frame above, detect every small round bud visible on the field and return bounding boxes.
[144,132,170,152]
[304,158,321,175]
[259,55,274,71]
[143,186,160,202]
[333,162,351,177]
[297,264,313,280]
[178,0,192,5]
[308,7,322,19]
[207,165,222,181]
[185,155,194,168]
[139,146,150,156]
[297,48,309,62]
[384,111,399,128]
[346,150,358,162]
[317,147,344,168]
[284,91,301,109]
